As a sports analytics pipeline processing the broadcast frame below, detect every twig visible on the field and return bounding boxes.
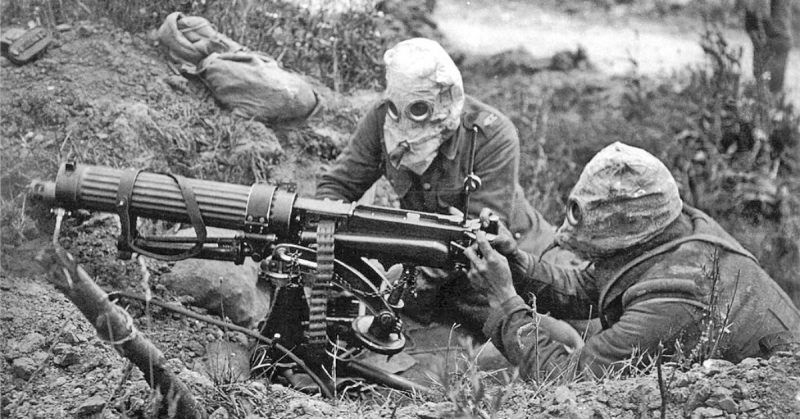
[656,342,667,419]
[35,245,206,418]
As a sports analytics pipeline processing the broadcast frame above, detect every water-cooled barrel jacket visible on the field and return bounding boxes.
[485,206,800,379]
[315,95,553,256]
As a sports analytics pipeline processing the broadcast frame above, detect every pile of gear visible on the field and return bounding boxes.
[157,12,319,123]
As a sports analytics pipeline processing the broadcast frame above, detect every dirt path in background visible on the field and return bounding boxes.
[434,0,800,105]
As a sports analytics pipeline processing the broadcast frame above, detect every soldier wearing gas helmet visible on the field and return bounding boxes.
[316,38,578,332]
[464,142,800,380]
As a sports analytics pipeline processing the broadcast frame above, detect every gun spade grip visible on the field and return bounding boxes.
[40,163,253,230]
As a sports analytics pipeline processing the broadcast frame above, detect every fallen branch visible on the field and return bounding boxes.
[35,244,206,419]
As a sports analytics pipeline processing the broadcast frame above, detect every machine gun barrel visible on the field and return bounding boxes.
[31,162,294,231]
[31,163,476,268]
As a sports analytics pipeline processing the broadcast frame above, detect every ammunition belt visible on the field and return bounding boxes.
[307,218,335,349]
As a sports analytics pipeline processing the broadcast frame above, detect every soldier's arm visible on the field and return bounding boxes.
[485,294,704,380]
[507,249,599,319]
[315,105,384,202]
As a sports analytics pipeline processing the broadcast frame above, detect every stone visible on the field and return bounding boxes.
[672,373,693,388]
[248,381,267,393]
[739,400,759,411]
[210,407,229,419]
[554,385,576,404]
[716,396,738,414]
[11,357,38,380]
[160,227,272,327]
[178,368,214,390]
[743,370,761,382]
[738,357,759,369]
[287,396,335,417]
[710,386,732,398]
[53,347,81,367]
[702,359,733,375]
[30,351,48,364]
[75,396,105,416]
[692,406,724,418]
[405,402,456,419]
[53,353,79,367]
[13,332,46,354]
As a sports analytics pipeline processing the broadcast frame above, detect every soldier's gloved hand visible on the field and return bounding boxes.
[464,230,517,309]
[479,208,517,256]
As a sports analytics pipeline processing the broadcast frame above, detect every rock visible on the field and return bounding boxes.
[738,357,759,369]
[710,386,732,398]
[248,381,267,393]
[739,400,759,411]
[554,385,576,404]
[12,332,46,354]
[53,344,81,367]
[164,75,188,93]
[54,351,81,367]
[186,340,205,356]
[59,330,86,344]
[732,382,750,399]
[287,396,335,417]
[702,359,733,375]
[716,396,738,414]
[692,406,724,418]
[75,396,105,416]
[11,357,38,380]
[743,369,761,382]
[161,227,272,327]
[178,367,214,390]
[30,351,48,364]
[210,407,229,419]
[672,373,694,388]
[407,401,456,419]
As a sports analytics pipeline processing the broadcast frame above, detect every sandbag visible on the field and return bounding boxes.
[198,51,319,123]
[157,12,243,66]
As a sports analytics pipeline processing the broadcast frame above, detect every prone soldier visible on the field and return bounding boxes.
[465,142,800,379]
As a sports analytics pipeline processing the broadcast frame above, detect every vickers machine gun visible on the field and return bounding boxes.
[32,162,498,394]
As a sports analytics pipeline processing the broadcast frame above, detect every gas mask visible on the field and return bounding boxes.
[553,142,683,260]
[382,38,465,176]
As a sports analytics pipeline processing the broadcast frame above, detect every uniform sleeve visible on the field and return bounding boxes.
[467,117,520,224]
[509,250,600,319]
[483,294,705,381]
[315,106,384,202]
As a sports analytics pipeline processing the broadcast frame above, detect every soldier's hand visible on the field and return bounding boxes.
[479,208,517,256]
[464,230,517,309]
